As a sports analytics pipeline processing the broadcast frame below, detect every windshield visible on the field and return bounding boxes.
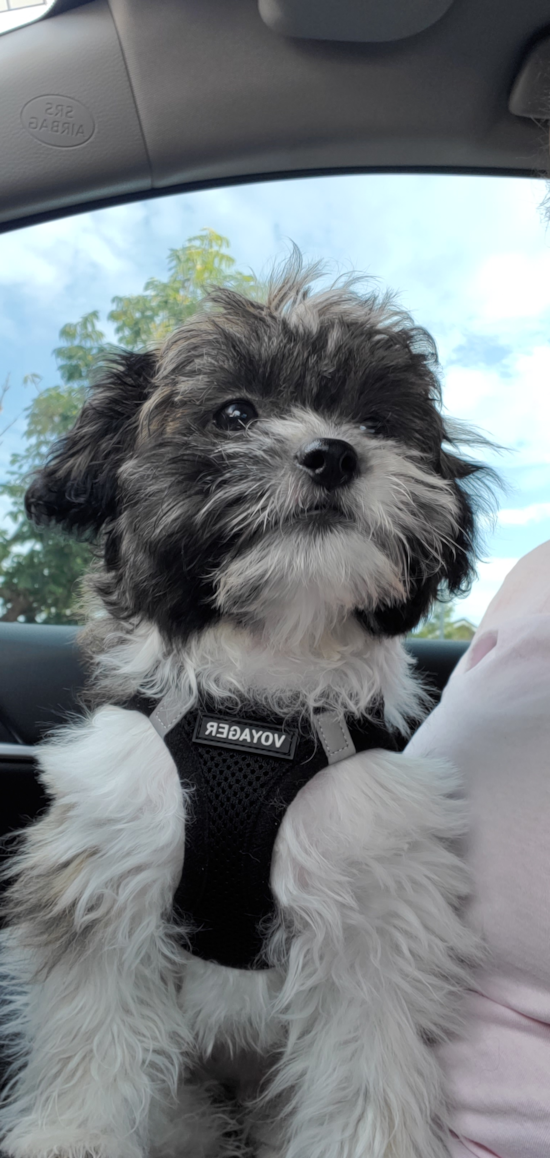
[1,172,548,634]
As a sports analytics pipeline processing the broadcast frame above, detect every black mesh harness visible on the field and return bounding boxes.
[136,693,398,970]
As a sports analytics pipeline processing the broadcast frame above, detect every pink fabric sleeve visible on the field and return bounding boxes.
[406,542,550,1158]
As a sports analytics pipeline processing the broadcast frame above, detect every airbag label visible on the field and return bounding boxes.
[22,96,95,148]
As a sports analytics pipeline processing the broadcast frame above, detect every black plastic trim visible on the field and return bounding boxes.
[0,623,86,746]
[0,622,467,747]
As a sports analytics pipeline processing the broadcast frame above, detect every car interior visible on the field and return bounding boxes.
[0,0,548,857]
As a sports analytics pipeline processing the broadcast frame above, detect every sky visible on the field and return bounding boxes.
[0,1,52,37]
[1,171,550,625]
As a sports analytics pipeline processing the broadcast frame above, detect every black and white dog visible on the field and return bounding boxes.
[0,259,492,1158]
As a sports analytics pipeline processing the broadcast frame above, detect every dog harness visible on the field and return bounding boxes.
[136,693,398,970]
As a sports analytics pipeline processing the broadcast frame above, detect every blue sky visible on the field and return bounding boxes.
[1,172,549,624]
[0,4,53,38]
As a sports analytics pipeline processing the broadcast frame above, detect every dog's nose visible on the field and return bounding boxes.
[297,439,359,491]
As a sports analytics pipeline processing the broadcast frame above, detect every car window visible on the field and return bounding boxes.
[1,173,548,634]
[0,1,55,37]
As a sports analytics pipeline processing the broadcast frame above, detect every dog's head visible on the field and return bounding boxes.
[26,259,495,649]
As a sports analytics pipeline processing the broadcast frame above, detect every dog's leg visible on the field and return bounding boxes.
[265,750,478,1158]
[149,1073,244,1158]
[0,707,188,1158]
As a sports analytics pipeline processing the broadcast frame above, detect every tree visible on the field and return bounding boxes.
[0,230,255,623]
[109,230,255,347]
[411,601,476,641]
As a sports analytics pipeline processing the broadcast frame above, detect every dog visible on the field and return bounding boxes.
[0,257,493,1158]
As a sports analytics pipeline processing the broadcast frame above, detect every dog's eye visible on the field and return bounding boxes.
[214,399,258,431]
[359,418,384,437]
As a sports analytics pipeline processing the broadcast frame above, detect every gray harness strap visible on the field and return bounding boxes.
[150,693,357,765]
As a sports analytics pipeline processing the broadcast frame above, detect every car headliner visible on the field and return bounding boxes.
[0,0,549,234]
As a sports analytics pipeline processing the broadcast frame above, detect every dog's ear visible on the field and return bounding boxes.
[360,449,494,638]
[25,349,157,536]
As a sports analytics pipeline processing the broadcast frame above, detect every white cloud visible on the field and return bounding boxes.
[442,344,550,469]
[5,172,548,334]
[458,558,519,625]
[499,502,550,526]
[472,250,550,325]
[0,202,154,302]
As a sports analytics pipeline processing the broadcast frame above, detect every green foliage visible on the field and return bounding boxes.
[411,601,476,640]
[109,229,256,346]
[0,528,92,625]
[0,310,104,622]
[0,230,252,623]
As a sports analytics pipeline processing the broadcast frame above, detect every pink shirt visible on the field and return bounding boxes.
[406,541,550,1158]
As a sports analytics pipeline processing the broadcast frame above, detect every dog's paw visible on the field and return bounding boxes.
[0,1124,143,1158]
[2,1148,138,1158]
[2,1148,98,1158]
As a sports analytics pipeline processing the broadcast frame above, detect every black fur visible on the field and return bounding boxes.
[25,263,496,645]
[25,350,157,535]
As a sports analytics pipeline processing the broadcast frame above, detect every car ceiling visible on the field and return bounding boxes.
[1,0,550,233]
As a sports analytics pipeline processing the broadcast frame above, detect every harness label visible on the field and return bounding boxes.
[193,714,297,759]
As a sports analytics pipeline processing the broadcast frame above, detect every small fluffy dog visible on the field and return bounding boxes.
[0,259,493,1158]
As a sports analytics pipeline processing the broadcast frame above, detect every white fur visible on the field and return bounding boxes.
[0,710,189,1158]
[200,407,460,655]
[265,752,475,1158]
[87,617,427,735]
[0,638,477,1158]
